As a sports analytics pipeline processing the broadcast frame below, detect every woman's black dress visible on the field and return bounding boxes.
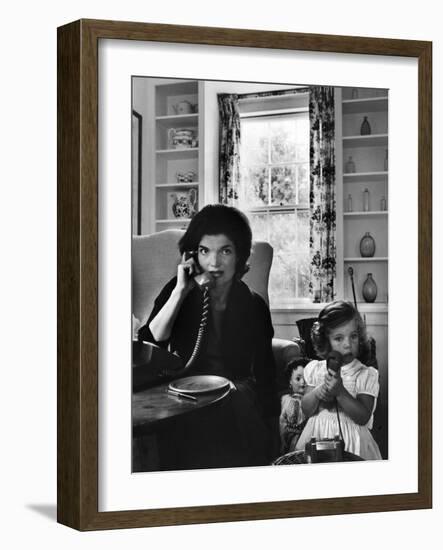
[138,277,278,470]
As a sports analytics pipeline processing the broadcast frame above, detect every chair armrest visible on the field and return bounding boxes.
[272,337,302,393]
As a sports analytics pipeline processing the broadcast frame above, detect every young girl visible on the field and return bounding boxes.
[279,357,309,454]
[296,301,382,460]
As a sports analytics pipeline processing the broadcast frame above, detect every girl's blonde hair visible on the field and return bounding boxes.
[311,300,370,361]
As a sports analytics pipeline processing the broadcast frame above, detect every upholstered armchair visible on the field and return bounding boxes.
[132,229,301,391]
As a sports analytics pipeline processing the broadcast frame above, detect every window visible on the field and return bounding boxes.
[238,108,310,308]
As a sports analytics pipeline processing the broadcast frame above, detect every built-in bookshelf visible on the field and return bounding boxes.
[340,88,389,307]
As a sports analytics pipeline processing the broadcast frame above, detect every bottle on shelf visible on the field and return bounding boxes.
[345,156,356,173]
[360,116,371,136]
[384,149,388,171]
[363,188,370,212]
[347,194,353,212]
[380,195,387,211]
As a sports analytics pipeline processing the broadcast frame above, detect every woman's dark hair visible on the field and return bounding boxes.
[178,204,252,277]
[311,300,370,361]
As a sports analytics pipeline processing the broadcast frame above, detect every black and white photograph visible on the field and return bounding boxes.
[131,77,389,472]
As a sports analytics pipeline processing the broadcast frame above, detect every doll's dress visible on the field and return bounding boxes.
[280,392,305,453]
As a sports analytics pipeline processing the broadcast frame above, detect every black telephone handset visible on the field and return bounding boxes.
[184,251,215,290]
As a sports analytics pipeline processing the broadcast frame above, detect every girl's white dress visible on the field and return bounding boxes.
[296,358,382,460]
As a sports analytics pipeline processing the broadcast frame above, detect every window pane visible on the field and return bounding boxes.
[241,118,269,164]
[239,165,269,207]
[249,213,268,242]
[296,210,310,248]
[270,165,296,206]
[295,116,310,144]
[297,164,309,204]
[249,211,310,306]
[268,212,298,304]
[270,118,296,163]
[296,254,311,299]
[295,142,309,162]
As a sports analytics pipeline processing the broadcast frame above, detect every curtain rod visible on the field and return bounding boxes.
[237,87,310,102]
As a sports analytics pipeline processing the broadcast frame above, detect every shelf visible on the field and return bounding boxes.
[344,257,388,262]
[156,113,199,121]
[156,114,199,132]
[344,211,388,217]
[353,302,388,313]
[342,134,388,148]
[156,182,199,188]
[156,218,191,224]
[343,171,388,182]
[342,97,388,114]
[155,80,198,94]
[156,148,199,159]
[272,302,388,314]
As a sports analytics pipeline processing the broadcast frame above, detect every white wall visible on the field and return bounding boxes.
[1,1,441,548]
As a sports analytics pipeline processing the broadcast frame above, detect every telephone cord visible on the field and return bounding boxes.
[335,398,345,443]
[184,287,210,370]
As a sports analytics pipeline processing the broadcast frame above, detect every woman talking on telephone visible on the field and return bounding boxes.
[138,204,278,469]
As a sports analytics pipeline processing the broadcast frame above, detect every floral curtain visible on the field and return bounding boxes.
[309,86,336,302]
[218,94,241,204]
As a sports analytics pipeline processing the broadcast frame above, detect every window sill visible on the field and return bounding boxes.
[271,302,389,314]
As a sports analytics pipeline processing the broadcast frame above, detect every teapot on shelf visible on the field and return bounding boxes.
[172,100,197,115]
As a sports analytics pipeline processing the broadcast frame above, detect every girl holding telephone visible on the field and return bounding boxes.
[138,204,278,468]
[295,301,382,460]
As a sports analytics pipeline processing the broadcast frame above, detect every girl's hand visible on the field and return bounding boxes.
[316,384,334,402]
[175,253,197,295]
[324,371,344,397]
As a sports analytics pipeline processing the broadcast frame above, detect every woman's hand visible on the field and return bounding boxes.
[175,253,197,295]
[324,371,344,397]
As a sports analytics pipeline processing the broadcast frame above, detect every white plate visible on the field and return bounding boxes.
[168,375,230,394]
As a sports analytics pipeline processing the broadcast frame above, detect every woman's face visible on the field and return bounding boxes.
[327,318,359,364]
[198,234,237,288]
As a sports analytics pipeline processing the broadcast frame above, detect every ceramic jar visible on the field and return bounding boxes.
[362,273,377,303]
[360,232,376,257]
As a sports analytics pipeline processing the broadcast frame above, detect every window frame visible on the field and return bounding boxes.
[238,104,311,309]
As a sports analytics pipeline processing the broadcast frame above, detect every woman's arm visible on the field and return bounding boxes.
[148,286,188,342]
[148,254,197,342]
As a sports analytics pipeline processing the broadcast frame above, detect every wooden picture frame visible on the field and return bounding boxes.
[57,19,432,530]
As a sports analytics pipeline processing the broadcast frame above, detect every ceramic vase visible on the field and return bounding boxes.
[360,232,376,257]
[362,273,377,303]
[360,116,371,135]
